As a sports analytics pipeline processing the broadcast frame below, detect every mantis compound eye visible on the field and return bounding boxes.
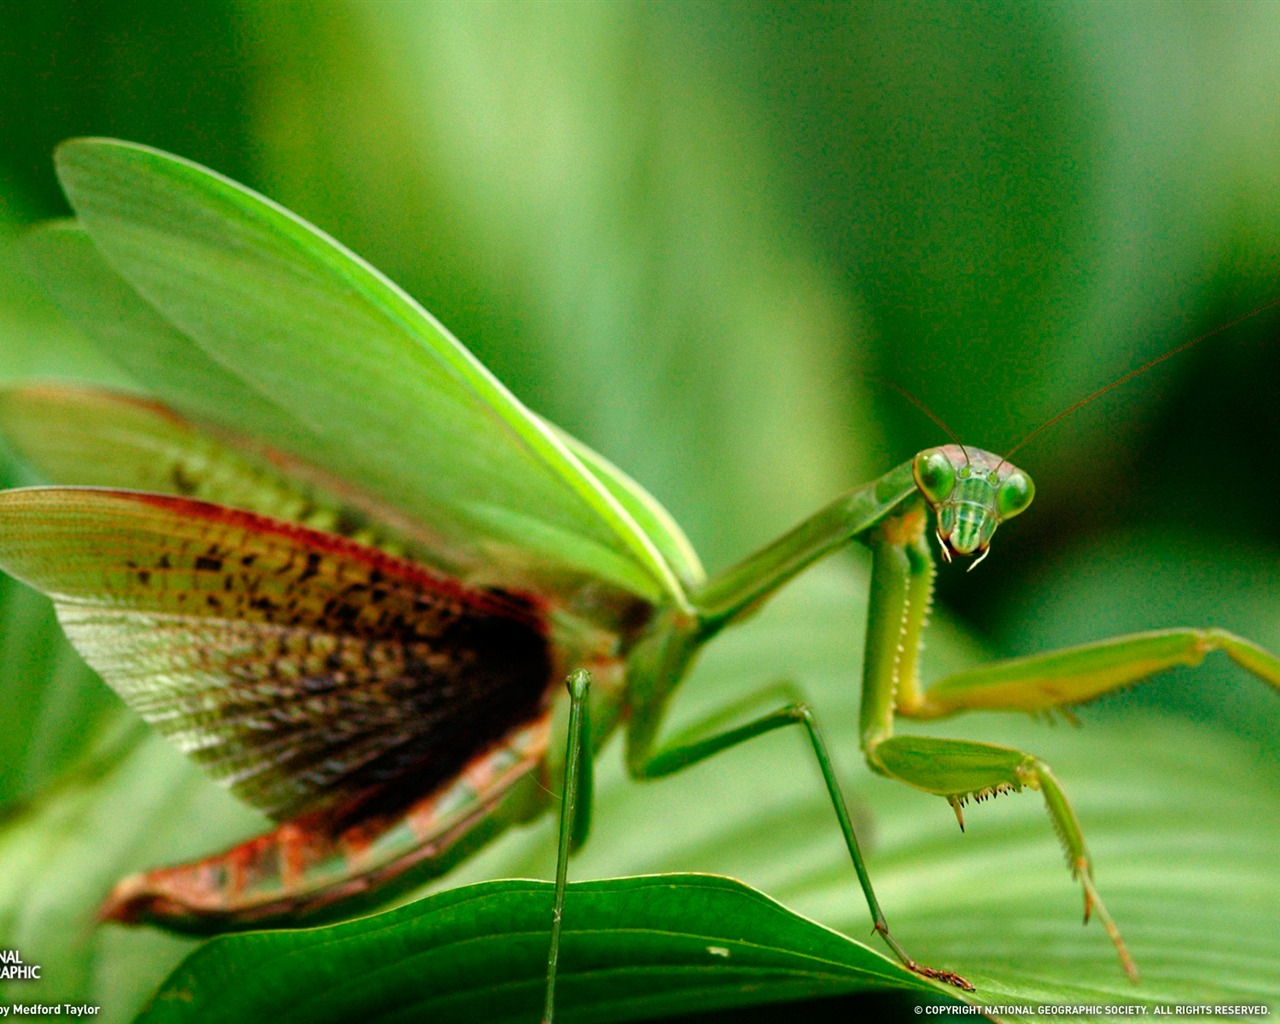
[995,470,1034,521]
[912,449,956,506]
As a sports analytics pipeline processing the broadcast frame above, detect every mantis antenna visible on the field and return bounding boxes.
[867,375,971,467]
[1001,292,1280,465]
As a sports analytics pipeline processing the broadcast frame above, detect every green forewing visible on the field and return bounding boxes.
[0,384,474,570]
[51,139,692,607]
[0,487,554,820]
[551,422,704,589]
[21,220,299,441]
[21,228,469,574]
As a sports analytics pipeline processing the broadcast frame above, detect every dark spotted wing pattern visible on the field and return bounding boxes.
[0,488,553,820]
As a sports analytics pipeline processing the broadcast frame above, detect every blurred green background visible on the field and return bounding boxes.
[0,1,1277,1020]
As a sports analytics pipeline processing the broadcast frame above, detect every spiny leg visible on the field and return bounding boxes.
[628,681,973,991]
[886,625,1279,977]
[898,628,1280,721]
[886,616,1278,970]
[868,733,1138,982]
[854,513,1142,978]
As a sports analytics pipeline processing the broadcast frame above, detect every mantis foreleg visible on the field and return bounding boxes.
[856,506,1147,978]
[858,504,1280,984]
[899,629,1280,719]
[869,733,1137,980]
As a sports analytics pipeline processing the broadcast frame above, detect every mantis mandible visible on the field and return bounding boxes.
[2,140,1278,1019]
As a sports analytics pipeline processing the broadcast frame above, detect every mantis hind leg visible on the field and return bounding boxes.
[626,680,973,991]
[544,669,594,1024]
[867,733,1139,982]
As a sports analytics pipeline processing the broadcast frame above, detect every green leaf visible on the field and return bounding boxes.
[136,875,944,1024]
[51,139,689,607]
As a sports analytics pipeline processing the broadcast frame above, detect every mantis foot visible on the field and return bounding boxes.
[876,922,975,991]
[909,962,976,991]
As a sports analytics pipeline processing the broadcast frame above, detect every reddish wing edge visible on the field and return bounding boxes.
[56,486,548,622]
[0,383,659,635]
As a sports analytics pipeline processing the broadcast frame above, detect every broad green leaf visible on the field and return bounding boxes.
[136,875,953,1024]
[52,139,690,607]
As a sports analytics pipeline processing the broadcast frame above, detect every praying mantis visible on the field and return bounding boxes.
[1,138,1278,1020]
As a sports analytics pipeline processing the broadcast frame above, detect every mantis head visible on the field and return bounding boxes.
[912,444,1034,570]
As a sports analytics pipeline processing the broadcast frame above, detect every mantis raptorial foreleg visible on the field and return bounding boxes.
[853,506,1150,977]
[870,622,1280,987]
[855,495,1279,984]
[900,629,1280,719]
